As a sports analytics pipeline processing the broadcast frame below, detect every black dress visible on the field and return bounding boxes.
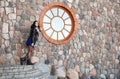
[26,27,39,47]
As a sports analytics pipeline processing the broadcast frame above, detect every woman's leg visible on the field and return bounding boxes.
[28,46,34,58]
[27,46,34,65]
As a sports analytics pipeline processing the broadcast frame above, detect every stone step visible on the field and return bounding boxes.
[0,68,49,79]
[0,63,50,79]
[0,65,33,73]
[48,75,57,79]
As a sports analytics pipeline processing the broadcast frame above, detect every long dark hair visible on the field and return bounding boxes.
[31,21,37,28]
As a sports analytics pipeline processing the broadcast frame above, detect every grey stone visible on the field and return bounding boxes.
[9,2,15,7]
[5,1,9,6]
[0,8,4,14]
[49,56,54,64]
[9,31,14,38]
[89,64,94,71]
[2,22,9,33]
[81,73,89,79]
[19,19,25,26]
[110,74,114,79]
[30,15,35,22]
[30,4,37,10]
[69,62,75,69]
[56,66,66,78]
[34,62,50,73]
[5,40,9,47]
[58,60,63,66]
[17,16,21,22]
[67,0,74,3]
[81,42,85,47]
[21,11,29,20]
[63,44,70,50]
[0,1,5,6]
[58,50,63,55]
[75,0,79,5]
[51,46,58,52]
[100,74,106,79]
[74,43,78,49]
[8,13,16,19]
[103,70,108,75]
[39,57,45,64]
[39,5,44,10]
[117,71,120,79]
[49,76,57,79]
[2,33,9,40]
[90,76,98,79]
[6,53,13,60]
[117,0,120,3]
[20,0,25,2]
[5,7,13,14]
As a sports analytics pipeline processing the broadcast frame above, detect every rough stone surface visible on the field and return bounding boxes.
[0,0,120,79]
[67,68,79,79]
[2,23,9,33]
[20,0,25,3]
[2,34,9,40]
[0,63,50,79]
[8,13,16,19]
[5,7,13,14]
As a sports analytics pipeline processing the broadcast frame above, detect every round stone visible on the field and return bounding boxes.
[103,70,108,75]
[67,69,79,79]
[74,65,80,73]
[20,0,25,2]
[8,13,16,19]
[5,40,9,47]
[110,74,114,79]
[31,56,39,63]
[100,74,106,79]
[67,0,74,3]
[7,53,13,60]
[89,64,94,71]
[80,57,84,62]
[85,68,90,73]
[58,50,63,55]
[115,59,119,64]
[90,68,97,76]
[83,53,87,57]
[54,59,58,65]
[58,60,63,66]
[5,1,9,6]
[30,15,35,22]
[10,58,16,65]
[2,23,9,33]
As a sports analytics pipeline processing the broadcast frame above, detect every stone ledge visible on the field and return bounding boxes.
[0,63,50,79]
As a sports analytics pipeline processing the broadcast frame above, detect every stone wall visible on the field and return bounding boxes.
[0,0,120,79]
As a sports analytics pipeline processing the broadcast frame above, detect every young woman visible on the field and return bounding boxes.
[26,21,40,65]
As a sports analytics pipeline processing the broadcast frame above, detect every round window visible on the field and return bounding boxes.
[39,2,77,44]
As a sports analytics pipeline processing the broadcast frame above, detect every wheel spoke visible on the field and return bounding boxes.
[43,22,50,24]
[64,28,70,33]
[64,17,70,21]
[50,9,54,17]
[65,24,72,26]
[61,11,65,18]
[46,14,52,19]
[50,31,54,38]
[57,8,59,16]
[61,31,65,39]
[45,27,51,31]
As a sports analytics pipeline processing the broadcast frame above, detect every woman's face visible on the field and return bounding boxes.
[35,21,38,27]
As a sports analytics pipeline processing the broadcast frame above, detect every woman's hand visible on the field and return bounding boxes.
[31,43,34,46]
